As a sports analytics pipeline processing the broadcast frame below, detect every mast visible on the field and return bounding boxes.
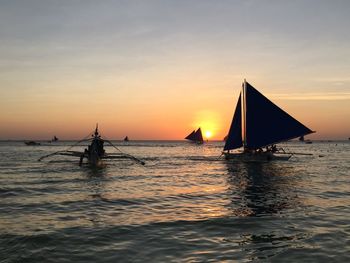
[242,79,247,150]
[94,123,99,137]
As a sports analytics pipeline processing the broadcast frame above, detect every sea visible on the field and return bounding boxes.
[0,140,349,262]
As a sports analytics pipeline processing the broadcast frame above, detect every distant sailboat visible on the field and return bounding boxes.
[124,136,129,142]
[224,80,314,161]
[185,128,204,144]
[48,135,59,143]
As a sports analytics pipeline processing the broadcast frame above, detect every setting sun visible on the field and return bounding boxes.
[205,130,212,139]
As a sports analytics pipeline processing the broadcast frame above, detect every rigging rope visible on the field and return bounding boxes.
[101,134,145,165]
[38,131,94,161]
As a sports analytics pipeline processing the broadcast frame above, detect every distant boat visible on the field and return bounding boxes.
[48,135,59,143]
[299,135,312,144]
[185,128,204,144]
[124,136,129,142]
[25,141,41,146]
[223,80,314,161]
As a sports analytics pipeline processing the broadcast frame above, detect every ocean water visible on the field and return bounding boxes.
[0,140,349,262]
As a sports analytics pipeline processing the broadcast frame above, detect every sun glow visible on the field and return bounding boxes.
[192,110,223,140]
[205,130,212,139]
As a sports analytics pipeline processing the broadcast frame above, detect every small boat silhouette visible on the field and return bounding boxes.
[185,128,204,144]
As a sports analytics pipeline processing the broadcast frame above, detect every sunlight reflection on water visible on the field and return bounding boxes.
[0,141,349,262]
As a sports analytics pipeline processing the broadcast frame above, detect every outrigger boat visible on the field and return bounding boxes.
[38,125,145,166]
[223,80,314,161]
[185,128,204,144]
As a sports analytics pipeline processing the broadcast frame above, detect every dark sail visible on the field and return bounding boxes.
[245,82,313,149]
[185,130,196,140]
[194,128,204,143]
[224,93,243,151]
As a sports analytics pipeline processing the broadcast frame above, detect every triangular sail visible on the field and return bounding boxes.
[193,128,204,143]
[185,128,203,143]
[245,82,313,149]
[185,130,196,140]
[224,93,243,151]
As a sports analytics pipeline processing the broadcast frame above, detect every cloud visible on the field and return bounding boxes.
[269,92,350,101]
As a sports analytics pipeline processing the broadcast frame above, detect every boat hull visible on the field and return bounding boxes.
[88,155,104,167]
[25,141,41,146]
[224,151,291,162]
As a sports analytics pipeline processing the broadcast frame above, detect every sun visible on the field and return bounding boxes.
[205,130,212,139]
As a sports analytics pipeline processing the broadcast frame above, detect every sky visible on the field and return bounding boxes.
[0,0,349,140]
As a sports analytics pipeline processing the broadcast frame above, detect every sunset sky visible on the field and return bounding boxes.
[0,0,349,140]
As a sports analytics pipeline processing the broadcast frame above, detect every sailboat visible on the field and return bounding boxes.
[223,80,314,161]
[185,128,204,144]
[124,136,129,142]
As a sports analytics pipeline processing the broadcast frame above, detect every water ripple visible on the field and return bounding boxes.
[0,141,349,262]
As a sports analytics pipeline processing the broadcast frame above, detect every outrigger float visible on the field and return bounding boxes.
[223,80,314,161]
[38,125,145,167]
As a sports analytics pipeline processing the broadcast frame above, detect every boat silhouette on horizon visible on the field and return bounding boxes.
[185,128,204,144]
[24,141,41,146]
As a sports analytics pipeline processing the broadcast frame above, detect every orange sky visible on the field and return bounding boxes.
[1,75,349,140]
[0,1,349,140]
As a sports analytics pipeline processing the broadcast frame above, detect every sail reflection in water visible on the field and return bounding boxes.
[225,161,301,217]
